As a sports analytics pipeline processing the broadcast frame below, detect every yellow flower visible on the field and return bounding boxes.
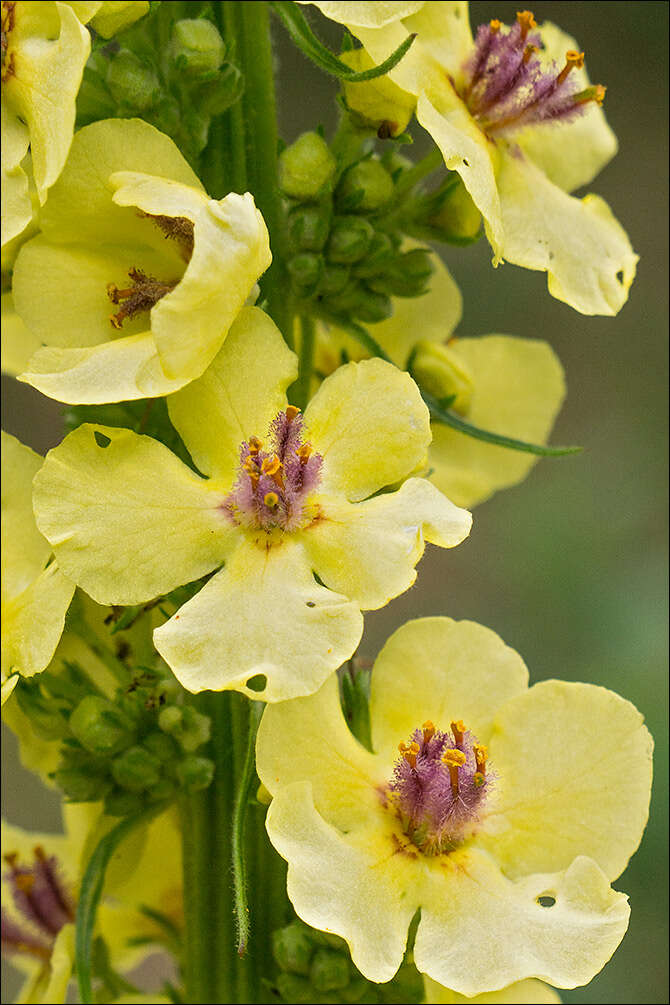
[1,803,181,1004]
[12,117,271,403]
[311,249,565,508]
[256,616,652,995]
[424,975,561,1003]
[1,433,74,695]
[299,2,638,315]
[32,307,471,701]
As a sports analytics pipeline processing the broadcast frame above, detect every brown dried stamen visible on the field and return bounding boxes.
[142,213,195,262]
[107,267,178,329]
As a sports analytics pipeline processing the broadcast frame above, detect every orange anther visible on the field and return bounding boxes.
[557,50,585,84]
[422,720,435,743]
[261,454,281,476]
[450,720,466,746]
[516,10,537,40]
[286,405,301,421]
[263,491,279,508]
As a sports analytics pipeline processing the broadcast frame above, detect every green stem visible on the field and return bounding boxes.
[392,146,444,198]
[70,612,130,685]
[291,315,316,409]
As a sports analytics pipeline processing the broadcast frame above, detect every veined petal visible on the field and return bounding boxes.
[256,675,383,830]
[7,2,91,201]
[428,336,566,508]
[168,307,298,481]
[266,780,419,983]
[369,618,528,765]
[417,89,505,257]
[1,291,41,376]
[298,2,425,28]
[2,563,74,682]
[423,976,562,1003]
[13,236,181,349]
[305,358,431,502]
[153,537,363,702]
[39,119,202,246]
[33,424,235,605]
[482,680,653,882]
[496,149,638,315]
[151,193,271,380]
[19,332,188,404]
[1,433,49,597]
[515,22,617,193]
[302,479,471,610]
[414,849,629,995]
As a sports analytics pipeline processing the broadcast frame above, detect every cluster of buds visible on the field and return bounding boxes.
[271,918,423,1003]
[16,663,214,816]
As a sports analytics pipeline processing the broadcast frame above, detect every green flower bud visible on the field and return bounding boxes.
[143,730,180,762]
[287,205,332,253]
[111,745,162,792]
[288,253,325,297]
[148,778,177,804]
[179,706,212,752]
[411,340,474,414]
[69,696,135,755]
[53,766,111,802]
[176,755,215,792]
[427,177,482,242]
[356,289,392,324]
[336,160,394,213]
[327,217,374,264]
[279,133,337,200]
[318,264,351,297]
[276,973,315,1003]
[104,788,147,817]
[311,948,351,992]
[106,50,160,111]
[158,705,182,734]
[366,248,433,298]
[170,18,225,75]
[340,50,416,138]
[351,232,396,278]
[273,920,314,976]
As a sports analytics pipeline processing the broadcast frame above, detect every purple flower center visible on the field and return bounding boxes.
[388,719,492,855]
[2,846,74,961]
[459,10,606,136]
[223,406,323,532]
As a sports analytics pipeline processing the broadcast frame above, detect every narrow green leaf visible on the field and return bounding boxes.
[75,811,155,1004]
[421,390,583,457]
[320,315,393,363]
[271,2,415,82]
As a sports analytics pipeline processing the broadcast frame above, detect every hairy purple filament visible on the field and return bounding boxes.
[224,407,323,532]
[460,12,604,136]
[389,722,492,855]
[1,848,74,961]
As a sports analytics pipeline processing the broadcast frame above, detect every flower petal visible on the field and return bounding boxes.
[482,680,653,882]
[303,479,471,610]
[110,170,209,223]
[1,100,31,247]
[305,358,431,501]
[1,291,41,376]
[33,424,234,605]
[298,2,425,28]
[428,336,566,508]
[1,432,50,597]
[2,563,74,682]
[423,975,562,1003]
[266,779,419,983]
[369,617,528,765]
[167,307,298,481]
[402,2,473,76]
[153,538,363,701]
[414,849,630,995]
[256,675,384,830]
[496,149,638,315]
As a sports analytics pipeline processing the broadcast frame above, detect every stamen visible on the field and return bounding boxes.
[489,18,501,33]
[141,213,194,261]
[523,43,538,64]
[516,10,537,41]
[573,84,606,106]
[398,740,420,769]
[297,443,313,463]
[285,406,301,422]
[107,267,178,329]
[422,720,436,743]
[474,744,488,775]
[557,49,585,85]
[442,748,467,795]
[264,491,279,508]
[451,719,465,746]
[248,437,263,455]
[261,455,281,476]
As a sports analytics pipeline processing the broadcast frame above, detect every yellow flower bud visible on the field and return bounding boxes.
[340,49,416,138]
[411,340,474,415]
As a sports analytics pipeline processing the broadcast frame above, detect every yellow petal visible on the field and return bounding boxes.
[304,358,431,502]
[1,100,31,247]
[515,22,617,193]
[423,975,561,1003]
[302,479,471,610]
[150,193,271,380]
[298,2,426,28]
[88,1,150,38]
[168,306,298,482]
[402,2,473,76]
[427,336,566,508]
[153,538,363,702]
[482,680,653,882]
[2,562,74,682]
[256,675,383,830]
[1,432,50,596]
[266,779,419,983]
[110,170,209,223]
[369,617,528,764]
[414,849,630,995]
[17,924,75,1005]
[33,424,235,605]
[1,291,41,376]
[496,149,638,316]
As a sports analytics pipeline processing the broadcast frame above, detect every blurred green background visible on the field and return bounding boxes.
[2,2,667,1002]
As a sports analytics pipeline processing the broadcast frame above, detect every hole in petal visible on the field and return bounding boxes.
[463,158,470,167]
[616,270,624,284]
[305,601,316,608]
[536,894,556,908]
[246,674,267,693]
[94,431,111,448]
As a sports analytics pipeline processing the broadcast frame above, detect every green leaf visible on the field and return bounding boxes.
[421,390,583,457]
[271,2,415,82]
[75,810,156,1004]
